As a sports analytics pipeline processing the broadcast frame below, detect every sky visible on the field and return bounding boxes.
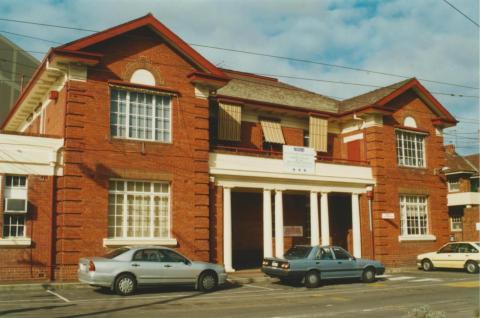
[0,0,478,155]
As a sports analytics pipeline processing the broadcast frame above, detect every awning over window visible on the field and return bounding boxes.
[217,103,242,141]
[309,116,328,152]
[260,119,285,144]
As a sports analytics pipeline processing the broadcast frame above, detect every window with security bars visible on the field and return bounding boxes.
[108,180,170,239]
[110,89,171,142]
[3,175,27,238]
[400,195,428,236]
[450,215,462,231]
[396,131,426,168]
[448,179,460,192]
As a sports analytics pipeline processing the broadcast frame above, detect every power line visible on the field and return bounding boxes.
[442,0,479,28]
[0,17,478,90]
[0,30,61,44]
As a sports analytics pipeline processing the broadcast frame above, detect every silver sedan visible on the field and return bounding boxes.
[78,246,227,295]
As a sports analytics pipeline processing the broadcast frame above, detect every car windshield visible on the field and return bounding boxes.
[103,247,130,259]
[284,246,312,260]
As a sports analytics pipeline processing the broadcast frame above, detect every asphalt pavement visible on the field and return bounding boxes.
[0,269,478,318]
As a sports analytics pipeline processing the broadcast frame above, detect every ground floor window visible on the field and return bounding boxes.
[3,175,28,238]
[108,180,170,239]
[400,195,428,236]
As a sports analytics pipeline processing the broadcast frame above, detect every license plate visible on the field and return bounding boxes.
[272,261,278,267]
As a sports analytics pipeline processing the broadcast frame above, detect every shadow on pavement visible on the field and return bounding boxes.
[0,304,75,316]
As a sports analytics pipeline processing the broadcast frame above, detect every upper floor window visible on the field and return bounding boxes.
[3,175,28,238]
[110,88,171,142]
[400,195,429,236]
[450,215,462,232]
[448,179,460,192]
[396,130,426,168]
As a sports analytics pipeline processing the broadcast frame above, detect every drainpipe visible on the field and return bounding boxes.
[366,186,375,259]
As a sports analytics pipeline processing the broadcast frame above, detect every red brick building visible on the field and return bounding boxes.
[0,15,458,280]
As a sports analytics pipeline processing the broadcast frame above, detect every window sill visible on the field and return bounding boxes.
[103,238,178,247]
[0,238,31,247]
[398,235,436,242]
[450,229,462,232]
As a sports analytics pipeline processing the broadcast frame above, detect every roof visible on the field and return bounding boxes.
[464,154,480,171]
[445,150,479,175]
[217,69,339,113]
[339,79,412,113]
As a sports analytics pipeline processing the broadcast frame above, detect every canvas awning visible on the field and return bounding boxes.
[260,119,285,144]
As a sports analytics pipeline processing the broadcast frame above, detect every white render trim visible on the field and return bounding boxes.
[447,192,480,206]
[343,133,364,143]
[351,193,361,258]
[102,238,178,247]
[310,191,320,246]
[320,192,330,246]
[0,238,32,246]
[274,190,284,258]
[194,84,210,99]
[223,187,234,272]
[398,235,436,242]
[263,189,273,258]
[341,114,383,134]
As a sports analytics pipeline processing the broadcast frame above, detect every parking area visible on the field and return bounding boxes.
[0,270,478,318]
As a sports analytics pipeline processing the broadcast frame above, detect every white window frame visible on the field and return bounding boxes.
[396,130,426,168]
[448,179,460,192]
[106,179,173,242]
[399,195,434,241]
[110,88,172,143]
[450,215,463,232]
[3,175,28,238]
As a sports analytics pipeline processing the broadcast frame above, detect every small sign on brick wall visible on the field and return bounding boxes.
[381,212,395,220]
[284,226,303,237]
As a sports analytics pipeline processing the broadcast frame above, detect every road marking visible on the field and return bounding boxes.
[376,274,392,278]
[409,278,443,282]
[46,289,70,303]
[242,284,277,291]
[444,281,480,288]
[387,276,415,281]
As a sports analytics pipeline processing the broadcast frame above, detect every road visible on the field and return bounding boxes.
[0,270,478,318]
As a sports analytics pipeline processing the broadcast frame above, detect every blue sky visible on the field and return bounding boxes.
[0,0,478,154]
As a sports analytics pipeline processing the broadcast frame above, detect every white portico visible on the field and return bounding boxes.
[210,152,375,272]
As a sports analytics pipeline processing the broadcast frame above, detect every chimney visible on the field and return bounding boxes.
[445,144,455,155]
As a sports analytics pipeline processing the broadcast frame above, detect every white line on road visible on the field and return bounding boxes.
[46,289,70,303]
[387,276,415,281]
[409,278,443,282]
[242,284,278,291]
[376,275,392,278]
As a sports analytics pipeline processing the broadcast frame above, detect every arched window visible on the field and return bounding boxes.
[130,69,156,86]
[403,116,417,128]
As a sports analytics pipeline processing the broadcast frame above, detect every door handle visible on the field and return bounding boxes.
[164,264,172,268]
[316,262,320,264]
[337,262,342,264]
[131,263,140,267]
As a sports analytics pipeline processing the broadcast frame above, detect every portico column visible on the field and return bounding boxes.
[352,193,362,258]
[320,192,330,246]
[223,187,234,272]
[310,191,320,246]
[263,189,273,258]
[274,190,284,258]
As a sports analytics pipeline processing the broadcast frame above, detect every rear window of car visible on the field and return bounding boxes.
[103,247,130,259]
[284,246,312,260]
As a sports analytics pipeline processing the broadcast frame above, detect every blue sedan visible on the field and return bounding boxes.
[262,245,385,288]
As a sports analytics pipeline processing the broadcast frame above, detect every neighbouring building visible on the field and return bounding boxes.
[0,34,39,124]
[445,145,480,242]
[0,15,459,281]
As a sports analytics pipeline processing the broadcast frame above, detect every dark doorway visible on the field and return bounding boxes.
[329,193,352,252]
[232,191,262,269]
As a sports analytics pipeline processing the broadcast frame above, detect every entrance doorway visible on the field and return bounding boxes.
[231,191,262,269]
[329,193,353,252]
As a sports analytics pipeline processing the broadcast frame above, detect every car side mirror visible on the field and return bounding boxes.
[349,257,356,261]
[184,260,191,265]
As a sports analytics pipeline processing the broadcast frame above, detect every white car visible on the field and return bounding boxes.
[417,242,480,274]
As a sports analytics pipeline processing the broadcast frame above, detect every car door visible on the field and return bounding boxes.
[450,243,476,269]
[129,249,165,284]
[331,247,360,278]
[434,243,457,268]
[313,247,337,279]
[160,249,197,284]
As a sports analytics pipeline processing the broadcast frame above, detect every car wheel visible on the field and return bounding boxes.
[362,268,376,283]
[198,271,218,292]
[115,273,137,296]
[304,271,320,289]
[465,261,479,274]
[422,259,434,271]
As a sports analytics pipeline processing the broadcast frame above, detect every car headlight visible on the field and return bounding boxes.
[262,260,269,266]
[280,263,290,269]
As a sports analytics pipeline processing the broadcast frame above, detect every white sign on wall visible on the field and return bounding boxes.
[381,212,395,220]
[283,145,316,174]
[476,223,480,231]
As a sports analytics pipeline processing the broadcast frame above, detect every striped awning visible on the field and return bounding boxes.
[260,120,285,144]
[309,116,328,152]
[217,103,242,141]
